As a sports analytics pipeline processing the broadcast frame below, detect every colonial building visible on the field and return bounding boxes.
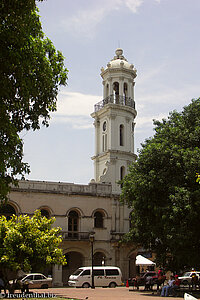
[7,49,142,286]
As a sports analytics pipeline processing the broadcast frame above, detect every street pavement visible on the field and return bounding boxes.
[31,287,182,300]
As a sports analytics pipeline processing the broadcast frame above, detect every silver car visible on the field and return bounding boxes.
[20,273,52,289]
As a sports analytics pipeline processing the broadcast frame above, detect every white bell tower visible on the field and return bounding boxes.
[91,49,137,194]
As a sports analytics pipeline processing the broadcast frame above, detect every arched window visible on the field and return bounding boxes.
[94,211,104,228]
[119,124,124,146]
[0,204,16,220]
[120,166,125,181]
[40,209,50,218]
[68,210,79,238]
[120,166,125,187]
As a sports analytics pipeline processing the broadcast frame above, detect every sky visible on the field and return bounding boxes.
[22,0,200,184]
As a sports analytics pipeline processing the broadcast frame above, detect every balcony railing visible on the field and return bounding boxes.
[110,231,125,241]
[94,95,135,112]
[61,231,91,241]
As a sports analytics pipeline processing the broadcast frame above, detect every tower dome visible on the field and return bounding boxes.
[104,48,136,71]
[101,48,137,75]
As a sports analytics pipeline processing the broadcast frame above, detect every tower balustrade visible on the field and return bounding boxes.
[94,94,135,112]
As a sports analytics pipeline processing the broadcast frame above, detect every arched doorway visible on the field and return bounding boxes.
[40,208,50,218]
[62,251,84,285]
[0,203,16,220]
[94,252,106,266]
[128,252,137,278]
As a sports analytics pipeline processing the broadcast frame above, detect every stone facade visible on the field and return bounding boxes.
[9,180,138,285]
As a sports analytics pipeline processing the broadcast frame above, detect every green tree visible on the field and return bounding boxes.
[0,210,66,286]
[121,98,200,272]
[0,0,68,202]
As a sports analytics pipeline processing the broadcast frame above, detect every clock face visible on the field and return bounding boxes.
[103,121,107,131]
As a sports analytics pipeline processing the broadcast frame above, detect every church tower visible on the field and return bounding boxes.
[91,48,137,194]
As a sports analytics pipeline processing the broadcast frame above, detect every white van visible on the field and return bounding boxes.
[68,266,122,288]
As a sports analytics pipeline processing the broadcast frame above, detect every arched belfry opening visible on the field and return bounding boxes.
[113,82,119,103]
[123,82,128,100]
[91,48,137,194]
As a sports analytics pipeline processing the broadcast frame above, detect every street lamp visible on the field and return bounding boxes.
[89,233,95,289]
[102,257,105,266]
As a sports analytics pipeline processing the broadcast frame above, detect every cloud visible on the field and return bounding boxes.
[51,91,101,129]
[135,81,200,132]
[137,62,200,107]
[52,115,93,129]
[136,113,168,129]
[125,0,144,13]
[56,91,101,116]
[138,83,200,106]
[61,0,144,38]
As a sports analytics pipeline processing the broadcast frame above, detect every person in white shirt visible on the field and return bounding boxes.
[161,275,175,297]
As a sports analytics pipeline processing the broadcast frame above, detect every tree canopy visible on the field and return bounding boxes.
[121,98,200,272]
[0,0,68,202]
[0,210,66,283]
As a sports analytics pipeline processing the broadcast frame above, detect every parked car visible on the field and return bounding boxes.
[20,273,52,289]
[178,271,200,286]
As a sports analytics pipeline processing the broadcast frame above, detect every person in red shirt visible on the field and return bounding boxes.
[170,275,181,296]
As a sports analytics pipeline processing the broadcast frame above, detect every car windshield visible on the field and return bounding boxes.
[183,272,190,277]
[22,275,34,281]
[73,268,83,276]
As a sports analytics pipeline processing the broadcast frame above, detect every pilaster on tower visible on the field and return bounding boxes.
[91,48,137,194]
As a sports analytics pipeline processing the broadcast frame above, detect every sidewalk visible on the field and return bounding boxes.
[32,287,181,300]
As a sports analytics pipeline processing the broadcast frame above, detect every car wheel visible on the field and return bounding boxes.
[82,282,90,288]
[182,280,189,286]
[41,284,48,289]
[109,282,116,288]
